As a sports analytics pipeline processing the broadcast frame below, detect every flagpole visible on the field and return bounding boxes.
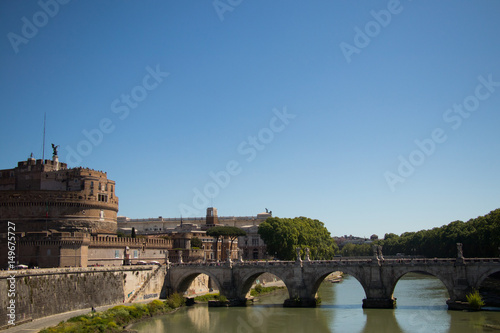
[42,113,46,163]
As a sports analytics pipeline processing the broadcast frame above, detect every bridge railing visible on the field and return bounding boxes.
[166,257,500,268]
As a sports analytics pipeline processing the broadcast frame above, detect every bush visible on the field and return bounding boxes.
[194,293,220,302]
[254,284,263,293]
[166,293,185,309]
[40,297,186,333]
[147,299,165,314]
[466,289,485,311]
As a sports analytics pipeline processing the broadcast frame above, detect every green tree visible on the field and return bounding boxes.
[258,216,338,260]
[191,237,202,249]
[206,226,246,260]
[377,209,500,258]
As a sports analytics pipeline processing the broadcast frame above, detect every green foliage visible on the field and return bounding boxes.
[147,299,165,314]
[340,243,372,257]
[206,226,246,238]
[190,236,203,248]
[377,209,500,258]
[194,293,220,302]
[258,216,338,260]
[466,289,485,310]
[39,294,186,333]
[166,293,186,309]
[250,284,284,297]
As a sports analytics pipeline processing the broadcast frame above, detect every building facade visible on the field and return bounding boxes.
[119,208,273,260]
[0,155,118,234]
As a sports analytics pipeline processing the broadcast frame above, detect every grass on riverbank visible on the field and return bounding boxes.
[39,294,185,333]
[193,293,227,302]
[193,284,285,303]
[250,284,285,297]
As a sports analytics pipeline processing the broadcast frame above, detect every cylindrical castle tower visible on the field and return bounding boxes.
[0,155,118,234]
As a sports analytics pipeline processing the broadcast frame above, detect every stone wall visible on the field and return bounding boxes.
[0,266,160,329]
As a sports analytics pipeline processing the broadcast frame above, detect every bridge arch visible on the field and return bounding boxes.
[308,267,369,302]
[389,269,452,303]
[236,269,290,300]
[475,267,500,290]
[171,269,223,296]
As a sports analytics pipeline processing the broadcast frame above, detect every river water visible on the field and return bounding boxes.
[131,273,500,332]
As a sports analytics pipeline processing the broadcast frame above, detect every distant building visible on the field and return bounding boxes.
[239,225,268,260]
[334,235,374,248]
[119,208,273,260]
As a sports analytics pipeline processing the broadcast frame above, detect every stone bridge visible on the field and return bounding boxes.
[162,247,500,310]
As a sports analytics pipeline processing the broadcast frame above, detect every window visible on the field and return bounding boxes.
[90,181,94,188]
[100,210,104,219]
[253,249,259,260]
[47,249,51,256]
[252,238,259,246]
[134,250,138,258]
[115,250,120,259]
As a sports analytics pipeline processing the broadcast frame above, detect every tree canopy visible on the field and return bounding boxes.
[377,209,500,258]
[191,237,202,248]
[206,226,246,239]
[206,226,247,261]
[258,216,338,260]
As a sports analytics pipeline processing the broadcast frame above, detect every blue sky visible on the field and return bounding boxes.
[1,0,499,238]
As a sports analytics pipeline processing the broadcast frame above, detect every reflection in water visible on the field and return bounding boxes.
[131,273,500,333]
[186,306,210,331]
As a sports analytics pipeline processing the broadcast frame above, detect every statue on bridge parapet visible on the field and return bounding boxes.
[305,248,311,262]
[296,248,302,263]
[178,250,183,264]
[456,243,464,264]
[237,248,244,263]
[372,245,384,263]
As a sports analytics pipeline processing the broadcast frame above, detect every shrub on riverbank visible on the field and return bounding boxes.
[466,289,485,311]
[39,294,185,333]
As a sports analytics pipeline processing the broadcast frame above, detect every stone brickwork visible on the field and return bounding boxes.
[0,157,118,235]
[163,256,500,309]
[0,266,161,329]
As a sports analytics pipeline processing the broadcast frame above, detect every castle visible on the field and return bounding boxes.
[0,151,270,268]
[0,154,118,234]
